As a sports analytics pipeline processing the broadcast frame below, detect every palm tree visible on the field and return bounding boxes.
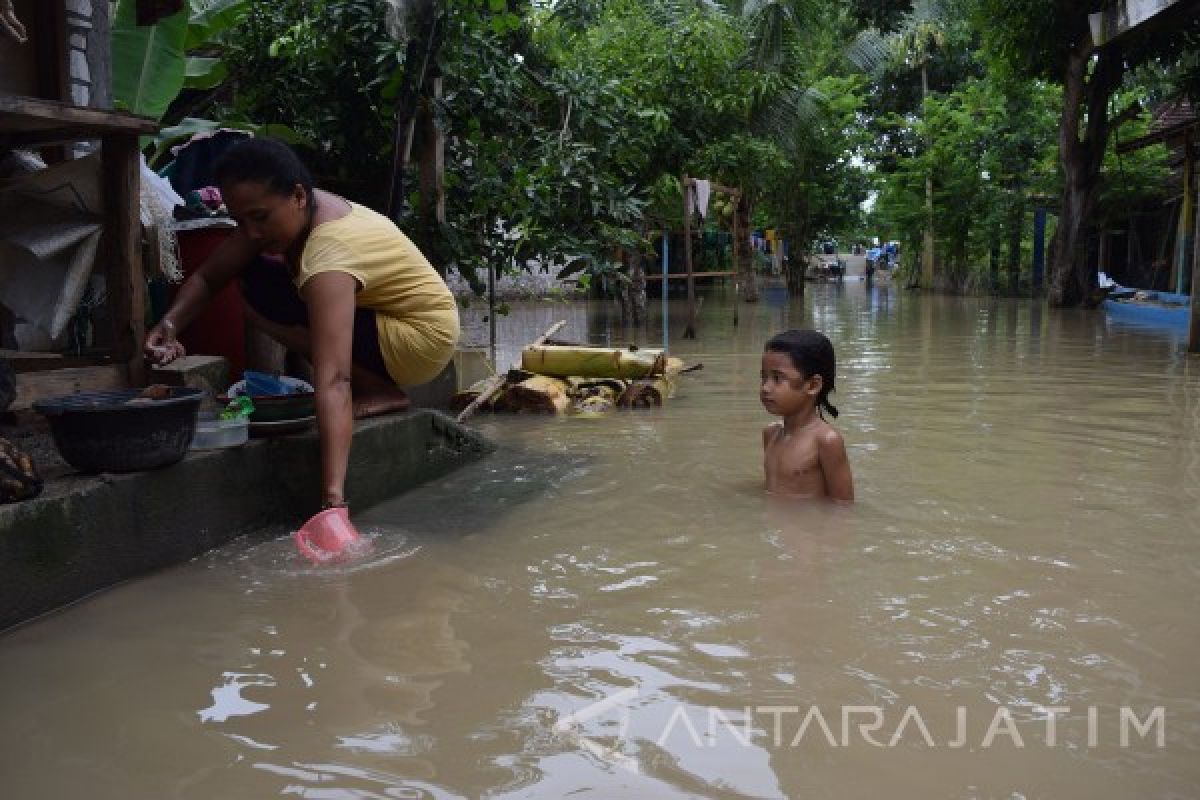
[847,0,952,289]
[731,0,826,301]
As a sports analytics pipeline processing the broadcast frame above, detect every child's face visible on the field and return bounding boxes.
[760,351,821,416]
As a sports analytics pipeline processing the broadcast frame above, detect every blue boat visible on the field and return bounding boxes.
[1103,290,1191,330]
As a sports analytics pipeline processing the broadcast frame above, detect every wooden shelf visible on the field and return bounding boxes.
[1,93,158,385]
[0,95,157,144]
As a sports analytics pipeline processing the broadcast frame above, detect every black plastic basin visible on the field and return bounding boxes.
[33,387,203,473]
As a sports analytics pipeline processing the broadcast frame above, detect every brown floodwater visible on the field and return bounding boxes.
[2,283,1199,799]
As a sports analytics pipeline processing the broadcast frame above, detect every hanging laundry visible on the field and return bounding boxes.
[693,179,712,219]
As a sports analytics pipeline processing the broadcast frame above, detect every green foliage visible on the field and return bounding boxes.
[115,0,1185,303]
[215,0,405,196]
[436,0,652,290]
[112,0,253,120]
[1100,111,1171,228]
[111,0,189,120]
[185,0,252,50]
[870,71,1060,288]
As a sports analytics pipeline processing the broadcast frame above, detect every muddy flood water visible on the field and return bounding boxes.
[2,282,1199,798]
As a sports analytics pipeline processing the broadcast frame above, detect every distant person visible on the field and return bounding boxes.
[760,330,854,503]
[884,241,898,268]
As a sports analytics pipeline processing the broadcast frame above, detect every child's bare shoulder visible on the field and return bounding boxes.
[762,421,783,447]
[816,423,846,452]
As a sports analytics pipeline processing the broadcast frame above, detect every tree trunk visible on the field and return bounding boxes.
[615,248,634,323]
[735,194,758,302]
[989,236,1000,293]
[920,62,935,290]
[786,204,807,297]
[629,244,646,325]
[1007,191,1023,295]
[785,250,805,296]
[1048,41,1121,308]
[386,5,441,222]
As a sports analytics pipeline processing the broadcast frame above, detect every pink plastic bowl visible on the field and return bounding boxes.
[294,506,361,564]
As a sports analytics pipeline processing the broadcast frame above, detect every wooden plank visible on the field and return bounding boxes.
[0,349,62,360]
[12,365,127,410]
[0,126,150,147]
[101,134,146,386]
[0,96,158,136]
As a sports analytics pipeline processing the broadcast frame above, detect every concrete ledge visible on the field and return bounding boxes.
[0,410,493,631]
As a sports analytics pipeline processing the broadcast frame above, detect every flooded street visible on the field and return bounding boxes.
[2,283,1199,798]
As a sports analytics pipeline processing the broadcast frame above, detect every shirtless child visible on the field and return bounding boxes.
[760,330,854,502]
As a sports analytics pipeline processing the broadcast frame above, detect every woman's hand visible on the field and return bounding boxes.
[144,318,186,365]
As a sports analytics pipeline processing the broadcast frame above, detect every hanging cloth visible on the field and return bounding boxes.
[693,179,712,219]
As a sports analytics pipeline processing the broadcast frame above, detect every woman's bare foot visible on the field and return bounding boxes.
[353,386,410,419]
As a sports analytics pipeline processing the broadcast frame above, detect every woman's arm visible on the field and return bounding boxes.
[145,228,260,363]
[302,270,359,507]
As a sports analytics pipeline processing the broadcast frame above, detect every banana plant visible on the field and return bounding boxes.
[111,0,250,121]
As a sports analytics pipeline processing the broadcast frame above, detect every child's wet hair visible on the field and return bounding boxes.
[213,137,314,204]
[764,329,839,419]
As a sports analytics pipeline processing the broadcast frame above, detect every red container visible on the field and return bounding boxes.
[172,224,246,378]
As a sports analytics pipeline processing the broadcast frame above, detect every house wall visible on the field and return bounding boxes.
[64,0,110,110]
[0,1,108,109]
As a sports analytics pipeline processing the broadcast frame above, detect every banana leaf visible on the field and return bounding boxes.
[184,56,227,90]
[185,0,250,50]
[111,0,188,121]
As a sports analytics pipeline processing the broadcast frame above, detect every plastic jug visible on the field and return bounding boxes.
[294,506,361,564]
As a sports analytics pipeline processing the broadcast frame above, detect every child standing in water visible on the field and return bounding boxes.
[760,330,854,502]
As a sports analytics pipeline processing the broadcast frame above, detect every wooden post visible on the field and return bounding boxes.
[661,230,669,352]
[1177,131,1194,296]
[1098,228,1109,283]
[681,176,697,339]
[102,134,145,386]
[418,76,445,227]
[730,190,744,285]
[1189,139,1200,352]
[1032,207,1047,294]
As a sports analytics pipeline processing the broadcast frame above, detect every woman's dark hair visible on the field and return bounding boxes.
[213,138,314,204]
[764,329,839,419]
